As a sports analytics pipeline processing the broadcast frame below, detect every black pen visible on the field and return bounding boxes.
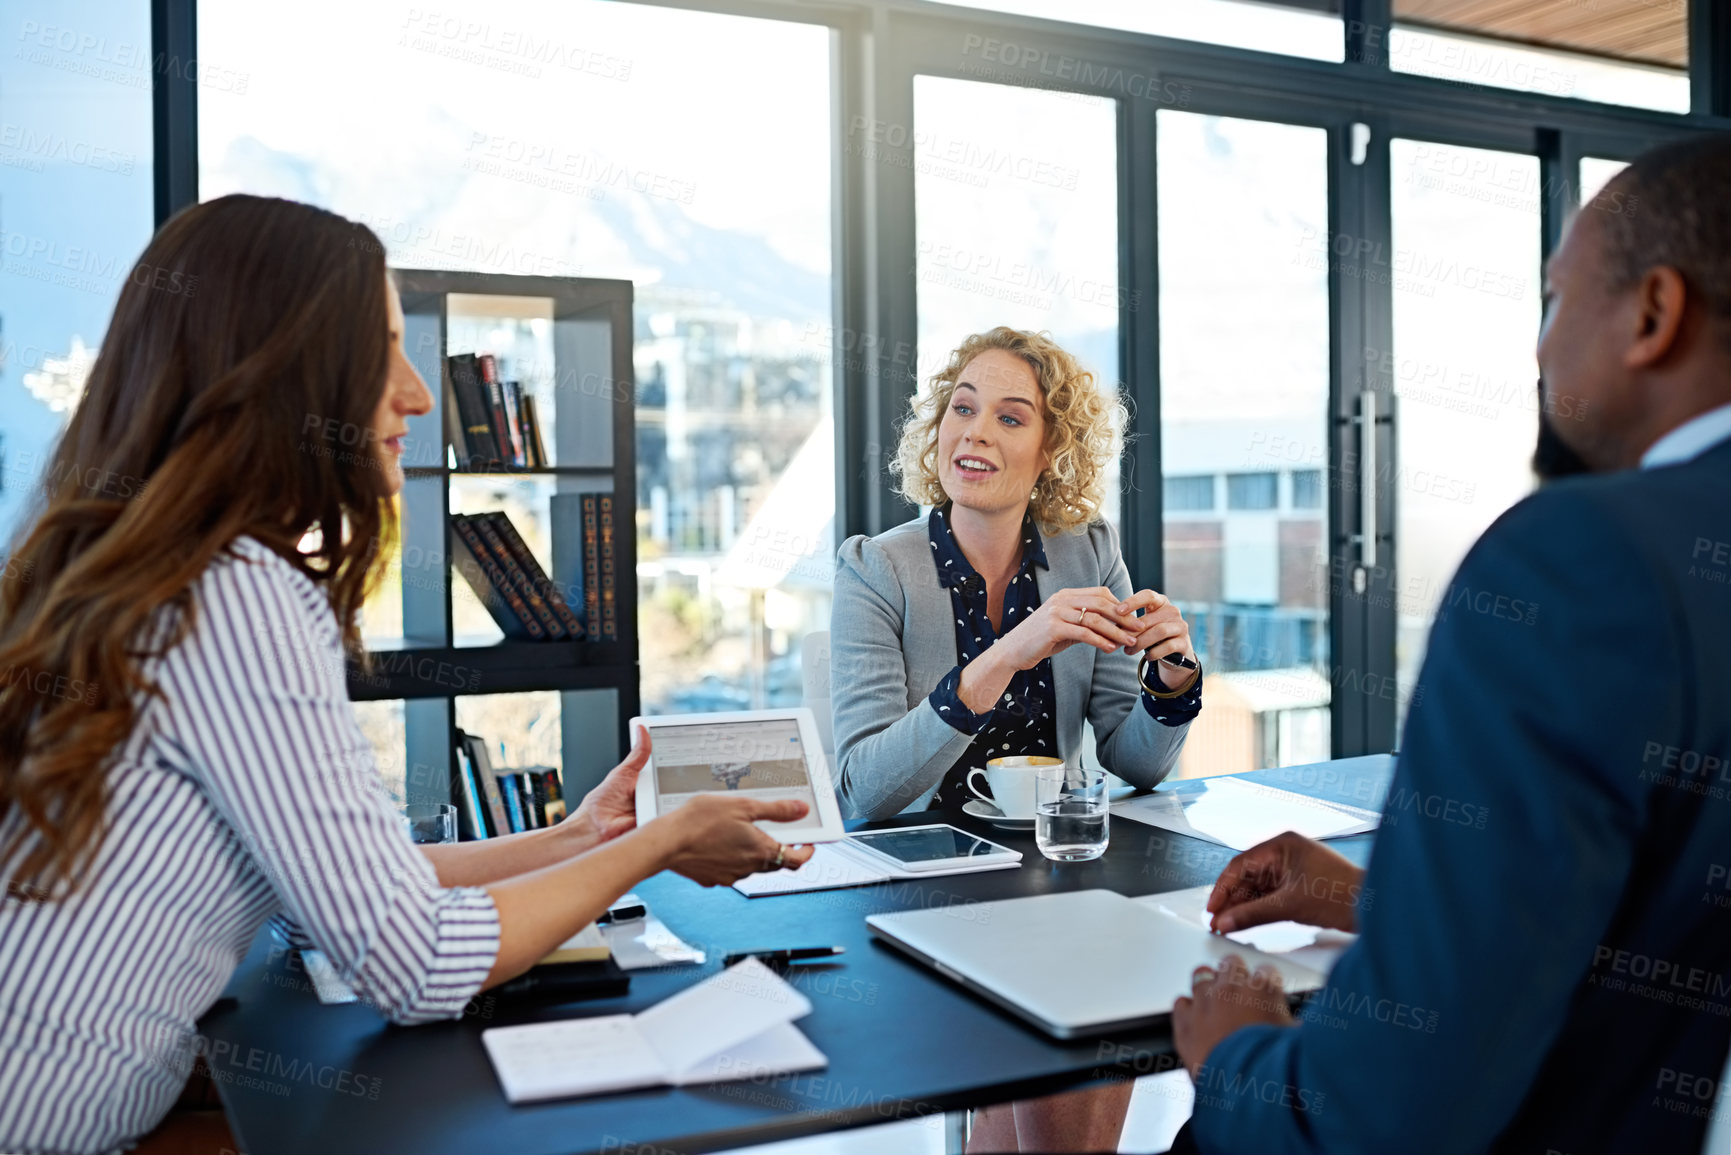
[1162,652,1199,671]
[597,902,647,925]
[723,946,846,967]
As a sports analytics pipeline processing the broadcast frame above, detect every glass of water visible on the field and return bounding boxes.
[1035,767,1109,862]
[401,803,457,845]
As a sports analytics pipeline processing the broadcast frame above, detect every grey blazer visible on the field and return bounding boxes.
[830,513,1192,819]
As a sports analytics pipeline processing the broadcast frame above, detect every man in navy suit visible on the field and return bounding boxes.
[1171,134,1731,1153]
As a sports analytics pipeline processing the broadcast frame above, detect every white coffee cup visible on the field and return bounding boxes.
[967,755,1063,820]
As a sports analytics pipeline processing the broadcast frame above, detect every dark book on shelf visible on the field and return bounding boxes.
[524,768,550,828]
[468,514,568,640]
[599,495,618,642]
[496,770,526,834]
[441,364,469,468]
[451,742,490,841]
[519,392,548,468]
[549,494,590,639]
[512,771,543,829]
[478,355,522,469]
[484,512,585,638]
[581,495,602,642]
[447,353,502,468]
[500,379,527,469]
[535,766,566,824]
[461,731,512,839]
[450,515,546,640]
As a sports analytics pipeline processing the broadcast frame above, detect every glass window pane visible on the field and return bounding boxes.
[199,0,833,716]
[1291,469,1323,509]
[1580,156,1630,205]
[1388,14,1688,114]
[0,0,154,548]
[1389,139,1542,727]
[351,699,410,804]
[1164,475,1216,513]
[455,691,563,769]
[1226,472,1278,510]
[912,76,1122,529]
[1158,111,1331,776]
[937,0,1344,62]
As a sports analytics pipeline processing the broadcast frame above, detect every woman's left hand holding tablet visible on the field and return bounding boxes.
[560,723,652,848]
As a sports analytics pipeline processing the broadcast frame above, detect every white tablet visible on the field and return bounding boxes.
[631,708,846,844]
[846,825,1022,873]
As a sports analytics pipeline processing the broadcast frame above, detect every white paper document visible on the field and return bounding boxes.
[731,837,1019,897]
[1113,776,1379,853]
[481,958,827,1103]
[600,913,707,970]
[1136,884,1358,977]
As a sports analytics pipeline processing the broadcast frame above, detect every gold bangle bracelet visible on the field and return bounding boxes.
[1139,652,1201,699]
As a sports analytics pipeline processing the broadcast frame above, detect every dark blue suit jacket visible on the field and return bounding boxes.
[1194,437,1731,1154]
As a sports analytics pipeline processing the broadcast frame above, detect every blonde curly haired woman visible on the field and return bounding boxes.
[828,327,1202,1152]
[831,326,1201,819]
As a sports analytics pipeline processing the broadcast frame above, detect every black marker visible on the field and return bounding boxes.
[723,946,846,968]
[597,902,647,925]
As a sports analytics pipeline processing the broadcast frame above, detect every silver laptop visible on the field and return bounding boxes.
[866,889,1326,1039]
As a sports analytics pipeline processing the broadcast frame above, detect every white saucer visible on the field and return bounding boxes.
[963,799,1035,829]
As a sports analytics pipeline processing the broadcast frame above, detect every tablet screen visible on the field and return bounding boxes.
[648,717,821,821]
[850,827,1003,865]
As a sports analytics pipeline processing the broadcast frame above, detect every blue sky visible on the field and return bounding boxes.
[0,0,154,544]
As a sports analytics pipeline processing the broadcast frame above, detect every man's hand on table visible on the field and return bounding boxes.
[1173,955,1295,1078]
[1172,832,1365,1079]
[1205,830,1365,934]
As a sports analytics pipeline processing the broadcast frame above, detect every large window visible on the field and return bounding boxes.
[199,0,834,719]
[1157,111,1332,776]
[912,75,1122,528]
[1389,139,1543,716]
[0,0,154,549]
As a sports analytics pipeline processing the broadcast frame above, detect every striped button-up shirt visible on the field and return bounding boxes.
[0,537,500,1154]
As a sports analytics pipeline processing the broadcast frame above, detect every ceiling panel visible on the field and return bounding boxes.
[1394,0,1687,69]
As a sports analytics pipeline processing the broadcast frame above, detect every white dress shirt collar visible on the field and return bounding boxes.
[1640,401,1731,469]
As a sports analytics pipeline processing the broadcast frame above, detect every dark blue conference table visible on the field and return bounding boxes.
[198,754,1394,1155]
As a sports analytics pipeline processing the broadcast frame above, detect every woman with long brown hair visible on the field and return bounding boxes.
[0,194,812,1154]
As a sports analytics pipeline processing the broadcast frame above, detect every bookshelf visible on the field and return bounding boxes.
[347,270,640,811]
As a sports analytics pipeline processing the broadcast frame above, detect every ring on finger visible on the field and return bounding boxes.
[1193,965,1217,984]
[772,845,786,869]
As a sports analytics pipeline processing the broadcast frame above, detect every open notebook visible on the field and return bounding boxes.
[481,958,826,1103]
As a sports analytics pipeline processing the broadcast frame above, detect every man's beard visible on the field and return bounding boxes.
[1532,378,1593,481]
